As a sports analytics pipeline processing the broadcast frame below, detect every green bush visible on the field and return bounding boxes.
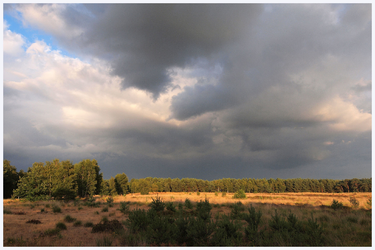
[96,236,113,246]
[56,222,67,230]
[196,199,212,222]
[64,215,76,223]
[166,202,176,213]
[210,214,243,246]
[230,201,245,220]
[44,228,61,237]
[85,196,100,207]
[331,200,344,210]
[178,203,184,211]
[84,222,94,227]
[102,206,109,212]
[185,216,215,246]
[243,205,262,243]
[265,210,324,246]
[184,199,193,209]
[52,205,62,213]
[149,196,165,212]
[118,202,130,214]
[197,191,200,196]
[73,220,82,227]
[92,219,124,233]
[125,209,150,233]
[174,215,189,245]
[346,216,358,223]
[106,197,114,207]
[222,192,226,197]
[233,189,247,199]
[349,197,359,208]
[145,214,177,246]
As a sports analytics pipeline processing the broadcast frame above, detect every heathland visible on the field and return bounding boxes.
[4,159,372,246]
[3,191,372,246]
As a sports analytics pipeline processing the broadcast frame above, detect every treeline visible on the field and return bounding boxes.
[3,159,372,200]
[129,176,372,194]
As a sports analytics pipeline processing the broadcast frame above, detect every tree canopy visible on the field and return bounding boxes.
[4,158,372,201]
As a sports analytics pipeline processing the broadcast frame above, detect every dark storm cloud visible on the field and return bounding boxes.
[64,4,263,98]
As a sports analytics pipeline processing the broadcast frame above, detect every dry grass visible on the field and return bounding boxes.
[3,192,372,246]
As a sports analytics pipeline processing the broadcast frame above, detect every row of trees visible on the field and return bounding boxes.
[3,159,372,200]
[129,176,372,194]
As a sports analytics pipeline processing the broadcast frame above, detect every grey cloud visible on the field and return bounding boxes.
[60,4,263,98]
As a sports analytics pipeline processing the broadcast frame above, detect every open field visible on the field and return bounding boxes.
[3,192,372,246]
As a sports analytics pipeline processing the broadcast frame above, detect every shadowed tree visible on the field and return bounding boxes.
[115,173,129,195]
[3,160,19,199]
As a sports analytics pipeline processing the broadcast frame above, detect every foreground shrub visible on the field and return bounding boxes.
[210,214,243,246]
[64,215,76,223]
[349,197,359,208]
[106,196,114,207]
[243,205,262,243]
[73,220,82,227]
[84,222,94,227]
[56,222,67,230]
[230,202,245,220]
[102,206,109,212]
[196,199,212,221]
[145,214,177,246]
[52,205,62,213]
[84,196,100,207]
[331,200,344,210]
[92,219,124,233]
[184,199,193,209]
[96,236,113,246]
[149,196,165,212]
[185,216,215,246]
[118,202,130,214]
[125,209,150,233]
[43,228,61,237]
[233,189,247,199]
[166,202,176,213]
[264,210,324,246]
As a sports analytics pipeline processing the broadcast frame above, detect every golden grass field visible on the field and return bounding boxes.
[3,192,372,246]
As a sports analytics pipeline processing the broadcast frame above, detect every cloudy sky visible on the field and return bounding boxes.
[3,4,371,180]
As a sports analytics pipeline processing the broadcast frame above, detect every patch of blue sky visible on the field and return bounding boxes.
[4,12,77,59]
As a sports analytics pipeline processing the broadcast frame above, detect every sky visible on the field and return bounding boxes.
[3,3,372,181]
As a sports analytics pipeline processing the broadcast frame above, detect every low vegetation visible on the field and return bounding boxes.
[3,192,371,246]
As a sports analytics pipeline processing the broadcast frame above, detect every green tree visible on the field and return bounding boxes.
[74,159,98,197]
[3,160,19,199]
[109,177,118,196]
[13,162,49,200]
[51,159,76,200]
[100,179,110,196]
[115,173,129,195]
